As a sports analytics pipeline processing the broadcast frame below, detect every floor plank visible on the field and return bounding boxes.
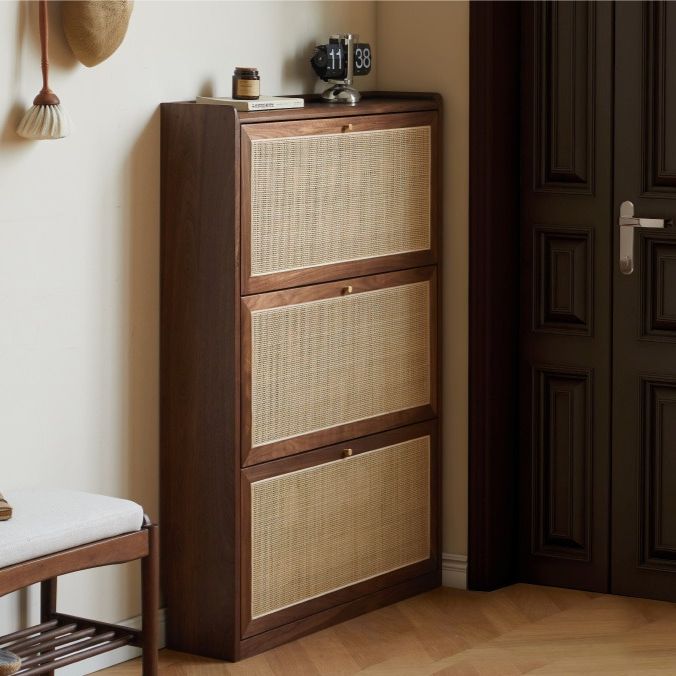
[98,584,676,675]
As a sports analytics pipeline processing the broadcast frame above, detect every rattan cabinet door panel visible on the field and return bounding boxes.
[241,422,438,638]
[241,112,439,293]
[241,267,438,466]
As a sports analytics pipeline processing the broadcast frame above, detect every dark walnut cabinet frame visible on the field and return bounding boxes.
[161,93,443,661]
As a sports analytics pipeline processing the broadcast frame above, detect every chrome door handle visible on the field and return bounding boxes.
[619,201,666,274]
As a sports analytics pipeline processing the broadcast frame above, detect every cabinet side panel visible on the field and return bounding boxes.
[160,103,240,660]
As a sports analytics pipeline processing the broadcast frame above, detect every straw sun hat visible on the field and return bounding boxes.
[62,1,134,67]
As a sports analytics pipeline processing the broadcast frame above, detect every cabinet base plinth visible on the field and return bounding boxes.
[166,569,441,663]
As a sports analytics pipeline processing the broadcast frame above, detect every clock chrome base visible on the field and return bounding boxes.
[321,84,361,104]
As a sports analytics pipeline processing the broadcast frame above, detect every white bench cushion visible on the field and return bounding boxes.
[0,489,144,569]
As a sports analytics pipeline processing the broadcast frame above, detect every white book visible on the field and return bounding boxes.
[196,95,305,111]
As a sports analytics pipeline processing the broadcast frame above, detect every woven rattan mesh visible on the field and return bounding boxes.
[251,281,431,447]
[250,435,431,618]
[249,126,431,276]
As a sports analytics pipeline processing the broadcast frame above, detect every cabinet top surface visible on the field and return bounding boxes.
[162,92,441,124]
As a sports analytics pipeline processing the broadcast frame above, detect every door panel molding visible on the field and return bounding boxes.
[534,1,596,194]
[532,365,592,561]
[642,237,676,340]
[643,1,676,195]
[640,377,676,570]
[534,225,594,335]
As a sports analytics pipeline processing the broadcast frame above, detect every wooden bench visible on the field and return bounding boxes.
[0,490,158,675]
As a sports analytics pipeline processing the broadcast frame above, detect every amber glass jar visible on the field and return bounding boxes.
[232,67,260,100]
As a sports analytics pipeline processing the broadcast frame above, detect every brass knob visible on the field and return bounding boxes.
[342,285,353,295]
[342,123,354,133]
[343,448,353,458]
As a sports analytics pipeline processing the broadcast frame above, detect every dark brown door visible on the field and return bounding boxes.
[612,1,676,601]
[521,0,676,601]
[519,1,613,592]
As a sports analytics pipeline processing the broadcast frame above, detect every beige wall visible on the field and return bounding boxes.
[377,2,470,558]
[0,0,377,640]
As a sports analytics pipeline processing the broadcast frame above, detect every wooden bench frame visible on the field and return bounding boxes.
[0,517,158,675]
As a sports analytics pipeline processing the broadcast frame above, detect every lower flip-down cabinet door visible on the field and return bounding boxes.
[240,421,439,639]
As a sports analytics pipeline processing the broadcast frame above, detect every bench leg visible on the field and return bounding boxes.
[40,577,57,621]
[40,578,57,676]
[141,524,159,676]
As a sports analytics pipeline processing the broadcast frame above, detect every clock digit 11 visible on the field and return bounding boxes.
[328,45,342,73]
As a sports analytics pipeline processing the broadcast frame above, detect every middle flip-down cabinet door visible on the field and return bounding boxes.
[241,111,438,294]
[241,267,438,466]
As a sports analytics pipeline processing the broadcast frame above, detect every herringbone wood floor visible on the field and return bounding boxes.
[99,584,676,675]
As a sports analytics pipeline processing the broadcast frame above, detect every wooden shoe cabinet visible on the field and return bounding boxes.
[160,93,442,660]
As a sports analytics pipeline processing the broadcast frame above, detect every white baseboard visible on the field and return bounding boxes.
[59,608,166,675]
[442,553,468,590]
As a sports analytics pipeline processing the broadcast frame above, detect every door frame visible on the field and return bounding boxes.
[468,0,522,590]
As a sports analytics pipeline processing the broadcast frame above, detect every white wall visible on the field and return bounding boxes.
[377,2,470,562]
[0,0,377,638]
